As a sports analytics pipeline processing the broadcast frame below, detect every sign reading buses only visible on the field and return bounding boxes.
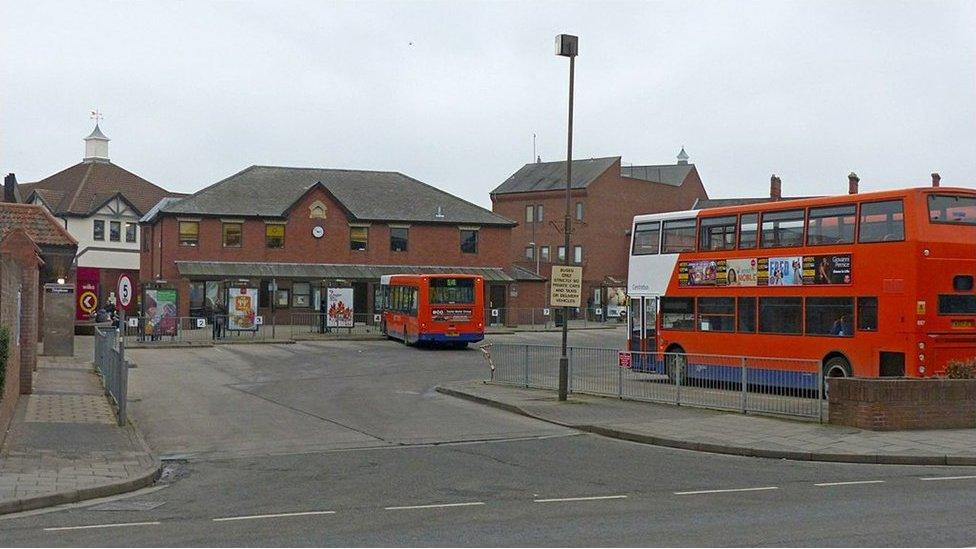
[550,266,583,307]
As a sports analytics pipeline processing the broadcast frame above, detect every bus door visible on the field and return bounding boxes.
[629,296,658,370]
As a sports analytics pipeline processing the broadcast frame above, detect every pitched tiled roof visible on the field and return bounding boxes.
[620,164,694,186]
[22,161,182,216]
[491,157,619,195]
[0,203,77,247]
[161,166,515,226]
[692,196,818,209]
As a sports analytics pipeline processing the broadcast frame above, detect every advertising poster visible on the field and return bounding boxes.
[803,254,852,285]
[144,288,178,336]
[76,267,100,320]
[606,287,628,317]
[327,287,354,328]
[679,260,726,286]
[227,287,258,331]
[725,258,759,287]
[767,256,804,286]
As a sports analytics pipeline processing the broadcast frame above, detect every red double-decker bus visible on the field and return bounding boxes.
[379,274,485,347]
[627,186,976,388]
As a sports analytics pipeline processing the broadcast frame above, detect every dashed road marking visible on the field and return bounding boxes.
[814,480,886,487]
[534,495,628,503]
[385,502,485,511]
[919,475,976,482]
[44,521,161,532]
[213,510,336,522]
[675,486,778,496]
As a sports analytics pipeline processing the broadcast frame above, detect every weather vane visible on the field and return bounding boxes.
[90,109,103,123]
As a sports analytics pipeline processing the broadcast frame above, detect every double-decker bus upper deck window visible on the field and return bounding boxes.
[807,205,856,245]
[858,200,904,243]
[429,278,475,304]
[738,213,758,249]
[928,194,976,225]
[938,295,976,315]
[805,297,854,336]
[758,297,802,334]
[661,219,697,253]
[698,297,734,332]
[632,221,660,255]
[760,209,804,248]
[698,216,737,251]
[661,297,695,330]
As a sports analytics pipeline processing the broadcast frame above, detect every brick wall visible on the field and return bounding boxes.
[0,255,24,436]
[829,378,976,430]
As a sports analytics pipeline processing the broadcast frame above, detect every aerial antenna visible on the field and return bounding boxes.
[533,133,536,163]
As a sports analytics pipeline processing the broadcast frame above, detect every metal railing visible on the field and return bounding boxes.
[121,312,386,345]
[289,313,382,338]
[93,326,127,426]
[482,343,824,421]
[486,307,628,330]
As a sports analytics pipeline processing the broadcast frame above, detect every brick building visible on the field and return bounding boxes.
[491,150,708,315]
[140,165,543,324]
[18,123,183,319]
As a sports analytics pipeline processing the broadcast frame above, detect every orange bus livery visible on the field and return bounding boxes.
[626,186,976,388]
[380,274,485,347]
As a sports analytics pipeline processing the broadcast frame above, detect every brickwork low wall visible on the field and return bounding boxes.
[829,378,976,430]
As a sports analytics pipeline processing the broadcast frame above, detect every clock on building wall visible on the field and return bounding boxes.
[311,225,325,238]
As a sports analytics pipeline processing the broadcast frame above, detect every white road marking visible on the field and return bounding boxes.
[814,480,886,487]
[385,502,485,510]
[534,495,628,503]
[920,475,976,482]
[44,521,161,532]
[674,486,779,495]
[213,510,336,522]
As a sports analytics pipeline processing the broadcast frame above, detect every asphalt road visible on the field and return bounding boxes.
[3,328,976,546]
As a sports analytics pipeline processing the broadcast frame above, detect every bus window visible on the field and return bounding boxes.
[758,297,802,334]
[805,297,854,336]
[760,209,804,248]
[737,297,756,332]
[632,222,660,255]
[857,297,878,330]
[858,200,904,243]
[661,297,694,330]
[661,219,697,253]
[938,295,976,315]
[698,297,734,332]
[429,278,475,304]
[738,213,758,249]
[928,194,976,225]
[698,216,737,251]
[807,205,856,245]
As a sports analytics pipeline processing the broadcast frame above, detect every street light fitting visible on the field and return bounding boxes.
[555,34,578,57]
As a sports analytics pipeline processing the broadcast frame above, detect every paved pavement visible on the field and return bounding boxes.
[438,380,976,465]
[0,339,159,514]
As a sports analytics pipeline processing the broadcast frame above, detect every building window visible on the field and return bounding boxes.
[739,213,759,249]
[758,297,802,334]
[276,289,290,308]
[222,222,242,247]
[859,200,905,243]
[125,222,137,243]
[265,224,285,248]
[460,229,478,253]
[350,226,369,251]
[109,221,121,242]
[807,205,856,245]
[540,246,550,262]
[390,227,408,252]
[661,219,696,253]
[179,221,199,247]
[699,216,737,251]
[189,282,205,312]
[576,202,583,221]
[806,297,854,336]
[525,246,534,260]
[557,245,566,261]
[761,209,804,248]
[525,205,535,223]
[93,220,105,241]
[632,221,660,255]
[536,204,543,222]
[292,282,310,308]
[698,297,735,332]
[573,245,583,263]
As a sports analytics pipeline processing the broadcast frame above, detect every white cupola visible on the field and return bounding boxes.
[84,123,110,163]
[676,147,689,165]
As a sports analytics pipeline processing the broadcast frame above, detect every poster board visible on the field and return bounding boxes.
[227,287,259,331]
[144,288,178,336]
[327,287,354,328]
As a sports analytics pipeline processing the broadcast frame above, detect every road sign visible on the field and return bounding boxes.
[196,318,206,328]
[255,316,264,325]
[117,274,133,308]
[127,317,139,328]
[543,308,550,316]
[549,266,583,307]
[491,309,499,317]
[618,351,632,369]
[79,290,98,315]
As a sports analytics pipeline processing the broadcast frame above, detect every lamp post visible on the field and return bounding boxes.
[555,34,577,402]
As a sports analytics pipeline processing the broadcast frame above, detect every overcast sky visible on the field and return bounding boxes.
[2,0,974,208]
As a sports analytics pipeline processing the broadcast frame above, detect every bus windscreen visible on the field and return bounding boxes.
[929,195,976,225]
[429,278,475,304]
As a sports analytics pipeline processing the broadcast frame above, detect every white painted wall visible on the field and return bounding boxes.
[34,196,143,270]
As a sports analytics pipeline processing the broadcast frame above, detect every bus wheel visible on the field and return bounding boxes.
[665,347,687,384]
[822,356,851,398]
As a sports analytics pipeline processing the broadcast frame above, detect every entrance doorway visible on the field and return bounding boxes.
[489,284,507,325]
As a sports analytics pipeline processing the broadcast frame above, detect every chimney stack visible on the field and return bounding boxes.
[932,172,941,188]
[848,172,859,195]
[3,173,20,203]
[769,174,782,199]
